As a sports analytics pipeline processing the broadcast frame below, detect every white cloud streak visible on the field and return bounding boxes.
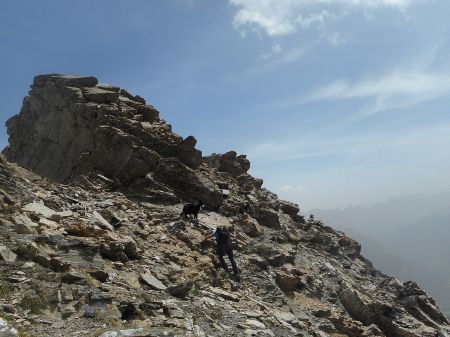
[278,184,307,193]
[246,122,450,165]
[305,70,450,114]
[260,42,283,60]
[229,0,419,37]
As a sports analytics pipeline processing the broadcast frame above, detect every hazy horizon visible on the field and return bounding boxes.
[308,189,450,213]
[2,0,450,210]
[312,190,450,317]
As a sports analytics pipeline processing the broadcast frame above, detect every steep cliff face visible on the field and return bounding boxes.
[1,74,449,337]
[3,74,200,183]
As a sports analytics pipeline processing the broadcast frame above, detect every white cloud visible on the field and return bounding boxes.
[229,0,418,37]
[278,184,307,193]
[230,0,301,36]
[305,69,450,114]
[324,31,346,46]
[297,10,334,29]
[246,122,450,165]
[260,42,283,60]
[222,45,307,81]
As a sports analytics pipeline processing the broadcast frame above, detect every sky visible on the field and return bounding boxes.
[1,0,450,211]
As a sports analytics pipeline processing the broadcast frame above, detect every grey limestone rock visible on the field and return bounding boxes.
[140,272,167,290]
[3,74,200,185]
[153,158,223,210]
[0,318,17,337]
[33,74,98,88]
[203,150,250,177]
[0,245,17,263]
[83,87,119,103]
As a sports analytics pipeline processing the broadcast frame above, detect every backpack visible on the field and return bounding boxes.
[216,226,231,243]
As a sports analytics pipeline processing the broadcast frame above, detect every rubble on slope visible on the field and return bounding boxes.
[0,74,449,337]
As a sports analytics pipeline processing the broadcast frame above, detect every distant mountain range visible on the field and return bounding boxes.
[312,191,450,318]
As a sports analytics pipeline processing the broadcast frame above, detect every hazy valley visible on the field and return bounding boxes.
[313,191,450,318]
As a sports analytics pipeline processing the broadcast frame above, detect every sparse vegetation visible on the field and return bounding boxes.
[88,305,122,329]
[190,285,201,297]
[0,281,13,297]
[91,328,105,337]
[17,328,32,337]
[38,271,60,283]
[85,274,100,288]
[1,314,12,322]
[20,293,45,314]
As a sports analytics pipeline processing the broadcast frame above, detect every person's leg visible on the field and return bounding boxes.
[217,245,228,271]
[226,246,239,275]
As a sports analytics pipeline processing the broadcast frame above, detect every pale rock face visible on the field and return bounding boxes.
[0,75,449,337]
[0,318,17,337]
[3,74,201,186]
[0,245,17,263]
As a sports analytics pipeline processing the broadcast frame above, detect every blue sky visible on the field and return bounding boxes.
[1,0,450,210]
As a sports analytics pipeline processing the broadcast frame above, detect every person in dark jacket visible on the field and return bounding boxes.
[204,225,240,278]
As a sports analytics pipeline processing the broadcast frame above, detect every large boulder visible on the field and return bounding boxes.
[153,158,223,210]
[338,236,361,258]
[278,200,300,217]
[236,215,264,237]
[275,268,299,292]
[254,208,281,229]
[99,239,140,262]
[236,174,264,192]
[83,87,119,103]
[203,151,250,177]
[163,135,202,169]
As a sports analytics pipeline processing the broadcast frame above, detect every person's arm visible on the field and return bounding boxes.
[203,230,215,242]
[231,227,237,240]
[203,233,212,241]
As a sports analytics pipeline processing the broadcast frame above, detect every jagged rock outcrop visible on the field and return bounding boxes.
[203,151,251,177]
[0,75,449,337]
[3,74,200,184]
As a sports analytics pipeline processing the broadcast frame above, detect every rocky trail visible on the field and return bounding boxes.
[0,74,449,337]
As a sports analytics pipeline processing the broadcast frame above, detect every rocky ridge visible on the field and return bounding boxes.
[0,74,448,337]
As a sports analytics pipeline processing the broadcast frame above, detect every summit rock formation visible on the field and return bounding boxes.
[0,74,449,337]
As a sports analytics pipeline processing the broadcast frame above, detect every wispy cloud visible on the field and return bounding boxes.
[305,69,450,115]
[230,0,301,37]
[260,42,282,60]
[278,184,307,193]
[229,0,419,37]
[222,45,307,82]
[246,122,450,165]
[297,10,335,29]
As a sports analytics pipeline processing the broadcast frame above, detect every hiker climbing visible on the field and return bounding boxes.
[204,225,241,280]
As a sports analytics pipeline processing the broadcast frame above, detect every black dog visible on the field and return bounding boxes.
[181,200,203,220]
